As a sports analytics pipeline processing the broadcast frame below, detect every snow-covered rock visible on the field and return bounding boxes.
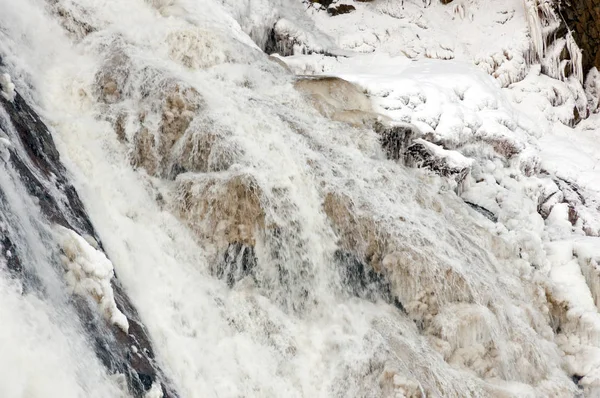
[405,138,473,193]
[0,73,15,101]
[57,227,129,333]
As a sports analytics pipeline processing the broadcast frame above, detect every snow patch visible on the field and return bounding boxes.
[0,73,15,101]
[144,382,164,398]
[57,226,129,333]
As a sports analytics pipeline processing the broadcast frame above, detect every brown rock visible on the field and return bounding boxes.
[175,173,265,248]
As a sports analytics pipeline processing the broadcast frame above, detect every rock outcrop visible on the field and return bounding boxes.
[294,75,384,126]
[0,74,176,398]
[559,0,600,76]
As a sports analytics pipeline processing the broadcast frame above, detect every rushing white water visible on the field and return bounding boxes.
[1,0,600,397]
[0,113,125,396]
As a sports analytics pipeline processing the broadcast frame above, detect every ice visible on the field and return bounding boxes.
[0,72,15,101]
[57,226,129,333]
[145,382,164,398]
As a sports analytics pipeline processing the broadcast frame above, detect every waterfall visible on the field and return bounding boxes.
[0,0,599,397]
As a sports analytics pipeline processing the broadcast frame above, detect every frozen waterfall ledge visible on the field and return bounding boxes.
[57,226,129,333]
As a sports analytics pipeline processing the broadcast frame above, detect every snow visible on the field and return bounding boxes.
[413,138,473,170]
[0,72,15,101]
[145,382,164,398]
[57,226,129,333]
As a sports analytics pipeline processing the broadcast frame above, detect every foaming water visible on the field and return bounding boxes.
[0,116,125,396]
[0,0,584,396]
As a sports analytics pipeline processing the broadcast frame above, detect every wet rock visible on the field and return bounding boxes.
[464,201,498,223]
[130,83,204,178]
[0,223,22,273]
[294,76,373,122]
[48,1,95,40]
[95,45,131,104]
[175,172,265,249]
[160,87,200,160]
[375,121,420,161]
[323,192,388,271]
[405,139,472,194]
[334,250,405,312]
[214,242,257,287]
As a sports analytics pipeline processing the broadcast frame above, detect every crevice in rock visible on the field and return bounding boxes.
[464,201,498,223]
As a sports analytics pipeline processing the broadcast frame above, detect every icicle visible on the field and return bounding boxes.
[584,67,600,113]
[523,0,545,61]
[523,0,583,84]
[540,37,566,80]
[566,31,584,84]
[523,0,561,63]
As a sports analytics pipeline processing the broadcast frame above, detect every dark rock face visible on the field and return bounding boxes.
[327,4,356,16]
[334,250,406,313]
[375,122,419,162]
[558,1,600,75]
[464,201,498,223]
[0,69,177,397]
[1,92,97,236]
[215,242,257,287]
[310,0,334,7]
[375,122,471,193]
[265,22,338,57]
[265,24,311,57]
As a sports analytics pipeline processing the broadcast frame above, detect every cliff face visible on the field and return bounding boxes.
[559,0,600,75]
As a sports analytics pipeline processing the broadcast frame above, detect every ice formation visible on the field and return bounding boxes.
[523,0,584,83]
[0,72,15,101]
[57,226,129,333]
